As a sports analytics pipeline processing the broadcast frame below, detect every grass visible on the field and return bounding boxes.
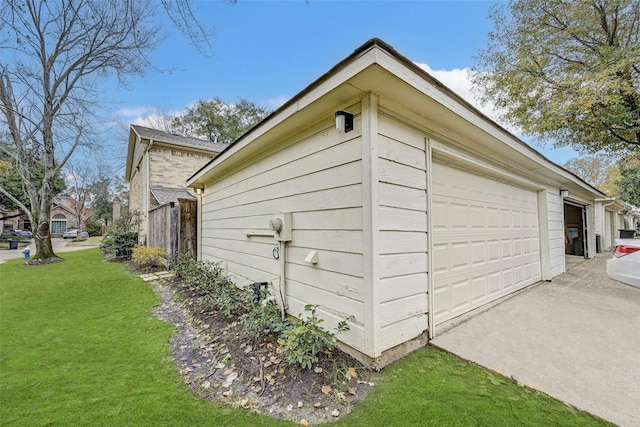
[0,249,612,426]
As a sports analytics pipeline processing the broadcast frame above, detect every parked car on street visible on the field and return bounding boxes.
[62,229,89,239]
[607,238,640,288]
[12,229,33,238]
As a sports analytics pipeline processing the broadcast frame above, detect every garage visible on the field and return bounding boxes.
[431,157,542,325]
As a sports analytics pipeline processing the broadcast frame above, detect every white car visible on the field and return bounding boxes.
[607,238,640,288]
[62,229,89,239]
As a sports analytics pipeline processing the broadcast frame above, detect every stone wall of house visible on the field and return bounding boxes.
[148,148,214,188]
[129,170,143,216]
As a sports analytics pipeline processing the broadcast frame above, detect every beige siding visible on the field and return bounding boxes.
[200,122,366,351]
[545,188,565,277]
[376,114,429,350]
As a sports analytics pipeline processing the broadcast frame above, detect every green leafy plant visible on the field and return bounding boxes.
[131,246,167,271]
[278,304,349,370]
[174,254,244,317]
[238,294,287,341]
[99,212,140,260]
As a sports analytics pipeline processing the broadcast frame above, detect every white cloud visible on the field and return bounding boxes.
[115,106,155,118]
[414,62,516,132]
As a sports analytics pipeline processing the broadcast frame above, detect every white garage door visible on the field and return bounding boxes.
[431,158,542,325]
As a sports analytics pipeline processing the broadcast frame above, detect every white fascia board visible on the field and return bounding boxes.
[371,48,605,199]
[186,48,379,188]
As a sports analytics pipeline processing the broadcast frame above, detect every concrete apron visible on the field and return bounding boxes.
[431,253,640,427]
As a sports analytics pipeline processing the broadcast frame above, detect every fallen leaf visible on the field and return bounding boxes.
[297,401,303,408]
[202,380,211,389]
[300,419,309,426]
[321,385,332,395]
[346,367,358,378]
[275,346,285,354]
[331,409,340,417]
[313,367,323,374]
[244,346,252,354]
[223,372,238,388]
[313,402,322,408]
[348,387,357,395]
[264,361,272,368]
[286,404,293,412]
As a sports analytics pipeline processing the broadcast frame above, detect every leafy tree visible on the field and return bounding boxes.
[616,155,640,206]
[562,154,619,194]
[0,0,211,259]
[473,0,640,155]
[170,98,270,144]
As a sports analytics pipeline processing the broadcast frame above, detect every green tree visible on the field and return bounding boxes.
[171,98,270,144]
[616,155,640,206]
[473,0,640,155]
[0,0,211,259]
[562,154,619,194]
[0,157,65,212]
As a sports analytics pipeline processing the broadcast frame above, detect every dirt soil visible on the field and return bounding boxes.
[146,273,379,425]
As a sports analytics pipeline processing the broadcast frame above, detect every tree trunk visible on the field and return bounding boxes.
[34,219,55,259]
[31,180,57,260]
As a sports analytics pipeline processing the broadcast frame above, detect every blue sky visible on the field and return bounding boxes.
[110,0,578,164]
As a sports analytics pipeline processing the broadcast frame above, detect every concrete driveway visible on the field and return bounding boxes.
[432,254,640,427]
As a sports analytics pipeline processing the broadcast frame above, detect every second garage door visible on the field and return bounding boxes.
[431,157,542,325]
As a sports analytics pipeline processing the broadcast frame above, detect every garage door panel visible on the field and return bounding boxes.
[432,159,542,325]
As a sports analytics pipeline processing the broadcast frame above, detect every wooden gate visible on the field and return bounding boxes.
[148,198,197,263]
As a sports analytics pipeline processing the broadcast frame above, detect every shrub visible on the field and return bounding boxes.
[84,219,102,237]
[278,304,349,370]
[100,212,140,260]
[132,246,167,271]
[174,254,245,316]
[173,256,350,369]
[238,290,287,341]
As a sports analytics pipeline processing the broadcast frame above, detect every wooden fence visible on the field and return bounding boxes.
[148,198,197,263]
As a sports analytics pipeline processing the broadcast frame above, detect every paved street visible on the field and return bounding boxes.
[0,238,99,263]
[432,254,640,427]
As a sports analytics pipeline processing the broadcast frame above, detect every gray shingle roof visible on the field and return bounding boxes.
[131,124,227,153]
[150,186,196,205]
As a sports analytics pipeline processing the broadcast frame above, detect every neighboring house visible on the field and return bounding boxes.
[1,193,92,236]
[50,193,90,236]
[125,125,226,247]
[182,39,635,368]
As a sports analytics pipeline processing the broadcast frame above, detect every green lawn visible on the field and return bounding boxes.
[0,249,612,426]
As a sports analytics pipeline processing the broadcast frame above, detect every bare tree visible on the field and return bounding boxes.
[0,0,211,259]
[64,161,113,234]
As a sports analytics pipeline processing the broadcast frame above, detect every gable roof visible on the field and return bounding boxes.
[187,38,607,202]
[131,125,227,152]
[125,125,227,181]
[150,186,196,205]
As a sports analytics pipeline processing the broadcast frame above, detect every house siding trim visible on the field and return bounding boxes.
[361,93,381,357]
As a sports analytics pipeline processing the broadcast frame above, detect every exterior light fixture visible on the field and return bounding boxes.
[335,111,354,133]
[195,187,203,196]
[560,190,569,197]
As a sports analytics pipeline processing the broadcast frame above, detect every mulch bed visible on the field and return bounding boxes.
[144,271,379,425]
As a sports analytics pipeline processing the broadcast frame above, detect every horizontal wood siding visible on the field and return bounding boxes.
[377,114,429,350]
[200,123,366,351]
